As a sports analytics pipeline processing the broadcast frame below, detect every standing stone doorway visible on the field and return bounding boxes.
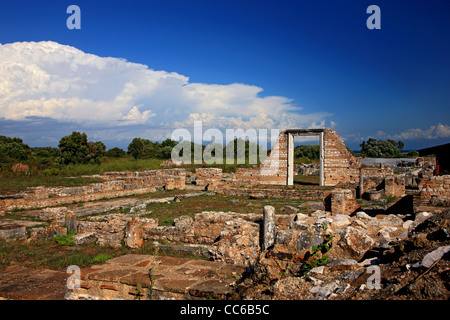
[285,129,325,186]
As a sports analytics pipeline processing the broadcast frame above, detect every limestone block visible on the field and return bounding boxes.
[338,226,374,260]
[263,206,276,250]
[125,220,144,249]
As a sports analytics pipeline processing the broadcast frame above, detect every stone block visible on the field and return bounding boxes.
[297,226,324,252]
[0,224,26,241]
[125,220,144,249]
[64,212,78,233]
[338,226,374,260]
[73,232,97,245]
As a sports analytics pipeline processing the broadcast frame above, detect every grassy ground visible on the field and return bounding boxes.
[0,236,205,272]
[0,191,316,271]
[0,174,104,195]
[141,193,310,226]
[294,174,320,185]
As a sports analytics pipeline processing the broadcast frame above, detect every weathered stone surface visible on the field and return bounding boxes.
[280,205,299,213]
[249,192,268,200]
[64,212,78,233]
[419,245,450,268]
[338,226,374,260]
[309,280,341,299]
[124,220,144,249]
[297,226,324,252]
[382,215,404,226]
[331,214,351,228]
[0,224,26,241]
[356,211,373,220]
[44,223,67,239]
[174,215,194,231]
[263,205,275,250]
[73,232,97,245]
[0,265,67,300]
[209,218,260,265]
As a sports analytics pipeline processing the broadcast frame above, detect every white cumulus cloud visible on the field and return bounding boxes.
[0,41,332,144]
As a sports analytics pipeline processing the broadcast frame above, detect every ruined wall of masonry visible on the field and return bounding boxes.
[384,175,406,197]
[326,189,361,215]
[322,129,360,186]
[195,129,361,187]
[417,175,450,206]
[257,131,288,185]
[216,184,332,201]
[144,212,292,245]
[0,169,186,213]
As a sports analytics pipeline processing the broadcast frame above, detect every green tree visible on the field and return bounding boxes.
[407,150,419,157]
[127,138,147,160]
[294,144,320,160]
[224,138,263,164]
[360,138,402,158]
[87,141,106,164]
[0,136,32,162]
[58,132,105,164]
[105,147,126,158]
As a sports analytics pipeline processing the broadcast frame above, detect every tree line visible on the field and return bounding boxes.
[0,132,420,169]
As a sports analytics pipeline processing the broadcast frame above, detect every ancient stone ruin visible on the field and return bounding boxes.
[0,128,449,300]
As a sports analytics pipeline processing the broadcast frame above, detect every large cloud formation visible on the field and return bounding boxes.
[0,41,331,145]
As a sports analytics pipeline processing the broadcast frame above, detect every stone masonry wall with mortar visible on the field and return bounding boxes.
[322,129,360,186]
[417,175,450,206]
[194,129,360,187]
[0,169,186,214]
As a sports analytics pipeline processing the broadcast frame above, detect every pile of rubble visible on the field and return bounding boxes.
[235,208,450,300]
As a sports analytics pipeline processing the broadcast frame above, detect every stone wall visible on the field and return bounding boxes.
[322,129,360,186]
[325,189,361,215]
[0,169,186,214]
[194,128,360,187]
[216,184,332,201]
[417,175,450,206]
[384,175,406,197]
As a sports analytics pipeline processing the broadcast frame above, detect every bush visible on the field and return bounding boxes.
[407,150,419,157]
[43,168,61,176]
[54,232,76,246]
[91,253,113,264]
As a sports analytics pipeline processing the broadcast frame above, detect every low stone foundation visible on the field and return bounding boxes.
[0,169,186,214]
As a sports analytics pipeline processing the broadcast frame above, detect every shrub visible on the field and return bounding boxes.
[43,168,61,176]
[91,253,113,264]
[54,232,76,246]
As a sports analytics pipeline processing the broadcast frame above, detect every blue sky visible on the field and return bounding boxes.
[0,0,449,151]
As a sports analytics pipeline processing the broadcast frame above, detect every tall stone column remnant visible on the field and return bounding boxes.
[263,205,276,251]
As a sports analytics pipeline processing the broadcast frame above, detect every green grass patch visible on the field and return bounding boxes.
[54,232,76,246]
[0,174,103,195]
[293,174,320,185]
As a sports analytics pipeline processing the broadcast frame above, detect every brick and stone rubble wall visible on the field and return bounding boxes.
[417,175,450,206]
[326,189,361,215]
[360,167,394,189]
[194,129,360,187]
[384,175,406,197]
[194,168,225,187]
[257,132,288,185]
[0,169,186,213]
[322,129,360,186]
[216,184,332,201]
